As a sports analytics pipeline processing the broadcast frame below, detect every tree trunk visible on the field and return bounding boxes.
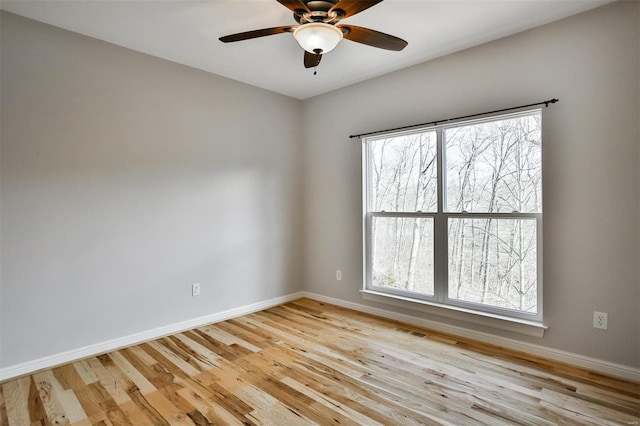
[406,139,425,291]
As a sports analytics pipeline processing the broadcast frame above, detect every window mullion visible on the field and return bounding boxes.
[435,127,446,304]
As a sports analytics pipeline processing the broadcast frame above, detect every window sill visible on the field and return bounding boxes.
[360,290,547,338]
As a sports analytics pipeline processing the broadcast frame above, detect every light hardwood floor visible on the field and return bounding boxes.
[1,298,639,425]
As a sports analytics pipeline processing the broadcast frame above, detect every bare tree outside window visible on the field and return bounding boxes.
[445,115,541,313]
[370,132,437,213]
[365,111,542,319]
[369,131,437,295]
[445,114,542,214]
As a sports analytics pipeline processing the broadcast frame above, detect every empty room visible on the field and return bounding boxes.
[1,0,638,424]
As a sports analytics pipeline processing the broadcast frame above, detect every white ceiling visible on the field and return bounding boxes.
[1,0,613,100]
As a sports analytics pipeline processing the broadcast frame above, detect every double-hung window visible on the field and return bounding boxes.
[363,110,542,322]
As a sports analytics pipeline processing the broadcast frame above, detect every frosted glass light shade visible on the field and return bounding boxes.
[293,23,343,54]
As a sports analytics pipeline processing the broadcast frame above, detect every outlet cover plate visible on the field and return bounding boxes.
[593,311,608,330]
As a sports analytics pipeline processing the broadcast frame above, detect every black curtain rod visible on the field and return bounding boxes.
[349,98,559,139]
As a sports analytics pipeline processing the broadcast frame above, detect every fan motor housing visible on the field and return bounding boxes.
[305,1,340,12]
[295,9,344,25]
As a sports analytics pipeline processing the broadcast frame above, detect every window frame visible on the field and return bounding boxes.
[362,109,543,323]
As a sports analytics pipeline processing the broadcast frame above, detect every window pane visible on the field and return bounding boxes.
[445,113,541,213]
[372,217,434,296]
[369,131,437,212]
[448,218,537,313]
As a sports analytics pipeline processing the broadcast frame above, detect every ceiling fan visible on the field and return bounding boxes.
[219,0,408,70]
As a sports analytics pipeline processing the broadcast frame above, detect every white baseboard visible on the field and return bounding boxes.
[3,290,637,384]
[300,291,640,383]
[0,292,305,382]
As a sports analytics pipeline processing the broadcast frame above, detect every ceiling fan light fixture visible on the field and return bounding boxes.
[293,22,343,54]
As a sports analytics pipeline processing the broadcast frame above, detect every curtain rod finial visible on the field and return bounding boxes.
[545,98,559,107]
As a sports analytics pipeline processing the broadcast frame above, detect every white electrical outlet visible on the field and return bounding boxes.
[593,311,608,330]
[336,270,342,281]
[192,283,201,297]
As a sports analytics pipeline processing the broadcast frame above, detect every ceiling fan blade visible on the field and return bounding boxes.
[330,0,383,18]
[219,26,295,43]
[338,25,407,51]
[304,50,322,68]
[276,0,309,13]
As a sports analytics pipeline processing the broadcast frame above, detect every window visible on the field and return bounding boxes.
[363,110,542,321]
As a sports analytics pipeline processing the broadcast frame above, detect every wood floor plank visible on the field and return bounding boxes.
[25,376,50,426]
[71,386,105,422]
[540,387,639,425]
[84,358,131,406]
[146,340,203,377]
[0,384,8,426]
[231,382,316,426]
[3,377,31,426]
[31,371,72,425]
[83,382,130,426]
[282,376,387,425]
[267,348,437,425]
[2,298,638,425]
[141,390,196,426]
[72,360,99,386]
[176,386,246,426]
[126,345,157,367]
[200,325,262,353]
[216,319,269,347]
[172,333,222,368]
[107,351,157,395]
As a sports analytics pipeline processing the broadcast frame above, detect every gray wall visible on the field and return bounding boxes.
[301,1,640,367]
[0,12,304,367]
[2,1,639,371]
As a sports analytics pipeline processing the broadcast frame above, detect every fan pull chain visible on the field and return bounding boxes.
[313,49,321,75]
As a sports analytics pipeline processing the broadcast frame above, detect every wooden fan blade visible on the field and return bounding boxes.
[304,50,322,68]
[338,25,407,51]
[330,0,383,18]
[219,26,295,43]
[276,0,309,13]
